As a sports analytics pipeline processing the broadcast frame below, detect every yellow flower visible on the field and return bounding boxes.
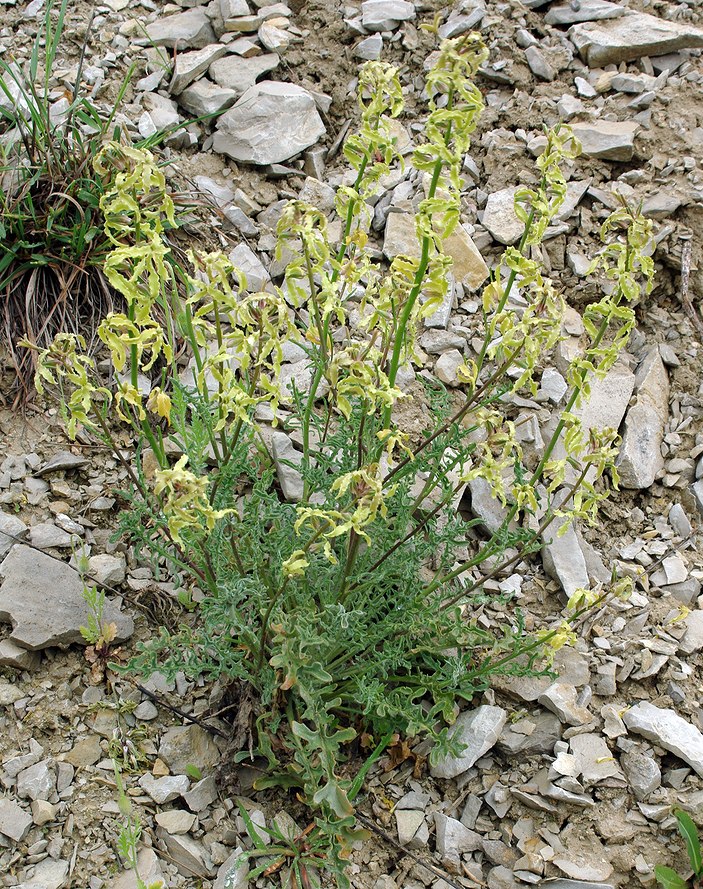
[282,550,309,578]
[146,387,172,424]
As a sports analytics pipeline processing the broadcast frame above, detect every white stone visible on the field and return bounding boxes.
[170,44,228,94]
[431,705,507,779]
[570,121,639,161]
[16,760,55,801]
[228,243,270,291]
[0,513,28,558]
[541,516,590,598]
[570,13,703,67]
[258,22,290,52]
[482,187,523,245]
[209,53,280,95]
[178,79,238,117]
[110,849,165,889]
[355,34,383,60]
[538,683,591,726]
[0,545,133,650]
[569,733,624,785]
[271,432,304,502]
[213,81,325,165]
[155,809,197,834]
[146,9,216,49]
[623,702,703,777]
[0,798,33,841]
[138,773,190,804]
[435,349,464,387]
[680,611,703,655]
[540,367,568,403]
[29,521,73,549]
[361,0,415,32]
[617,348,668,489]
[545,0,626,25]
[88,554,126,586]
[214,847,249,889]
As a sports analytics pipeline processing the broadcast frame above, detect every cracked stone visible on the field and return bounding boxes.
[623,702,703,778]
[431,705,507,779]
[214,81,325,165]
[0,545,133,650]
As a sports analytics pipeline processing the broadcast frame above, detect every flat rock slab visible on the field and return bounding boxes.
[0,545,133,650]
[571,121,639,162]
[570,12,703,66]
[623,701,703,777]
[545,0,626,25]
[431,705,507,779]
[146,8,216,49]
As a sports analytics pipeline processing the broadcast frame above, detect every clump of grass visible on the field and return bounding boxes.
[0,0,135,401]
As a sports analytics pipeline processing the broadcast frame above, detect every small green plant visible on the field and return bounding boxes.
[112,759,165,889]
[656,810,703,889]
[27,33,654,887]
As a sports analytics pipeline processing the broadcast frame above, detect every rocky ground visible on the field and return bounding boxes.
[1,0,703,887]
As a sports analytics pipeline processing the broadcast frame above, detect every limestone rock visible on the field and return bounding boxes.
[0,797,33,842]
[431,705,507,779]
[0,545,133,650]
[395,808,426,847]
[570,121,639,161]
[384,214,487,290]
[0,513,28,559]
[525,45,556,81]
[482,187,523,245]
[16,760,56,801]
[538,683,591,726]
[680,611,703,655]
[214,847,249,889]
[0,638,40,670]
[155,809,197,834]
[158,724,221,775]
[109,849,165,889]
[29,521,73,549]
[434,813,481,861]
[569,733,625,785]
[467,477,513,536]
[178,79,238,117]
[34,451,88,475]
[146,8,216,49]
[617,348,669,489]
[542,517,590,598]
[138,773,190,804]
[213,81,325,165]
[170,44,227,94]
[435,349,464,387]
[355,34,383,60]
[545,0,626,25]
[574,360,635,436]
[160,832,213,878]
[621,749,661,800]
[570,13,703,66]
[88,554,126,586]
[623,702,703,777]
[361,0,415,32]
[183,775,219,812]
[444,224,489,290]
[209,53,279,95]
[271,432,304,502]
